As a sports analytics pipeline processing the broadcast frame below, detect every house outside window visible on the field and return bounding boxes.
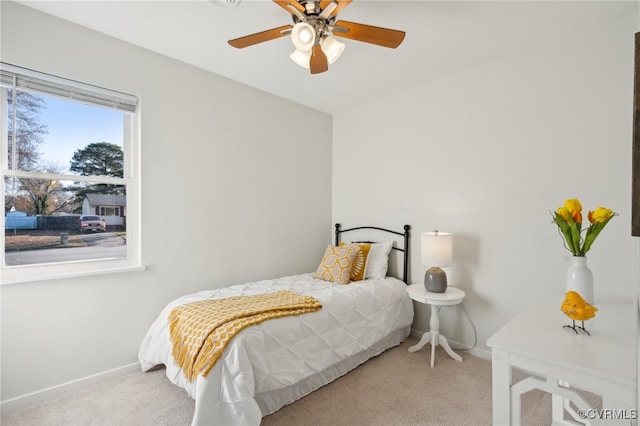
[100,207,120,217]
[85,194,126,227]
[1,63,142,284]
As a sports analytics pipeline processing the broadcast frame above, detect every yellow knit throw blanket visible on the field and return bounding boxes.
[168,290,322,382]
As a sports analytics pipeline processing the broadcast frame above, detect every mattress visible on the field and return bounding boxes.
[138,273,414,425]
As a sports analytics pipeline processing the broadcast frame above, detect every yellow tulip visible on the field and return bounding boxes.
[552,198,616,257]
[557,206,571,221]
[561,198,582,224]
[564,198,582,213]
[588,207,613,224]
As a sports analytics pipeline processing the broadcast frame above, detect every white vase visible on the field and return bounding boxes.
[566,256,594,304]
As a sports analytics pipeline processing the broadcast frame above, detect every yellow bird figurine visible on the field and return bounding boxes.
[561,291,598,335]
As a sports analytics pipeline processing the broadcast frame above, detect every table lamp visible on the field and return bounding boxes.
[421,230,452,293]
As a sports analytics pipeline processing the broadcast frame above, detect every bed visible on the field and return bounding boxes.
[137,223,414,426]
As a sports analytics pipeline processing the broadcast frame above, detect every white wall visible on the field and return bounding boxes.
[333,10,637,356]
[2,0,637,407]
[0,2,332,402]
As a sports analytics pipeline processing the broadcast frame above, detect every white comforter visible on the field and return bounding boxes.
[138,273,413,425]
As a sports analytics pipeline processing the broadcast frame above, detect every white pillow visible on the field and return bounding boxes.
[364,241,393,279]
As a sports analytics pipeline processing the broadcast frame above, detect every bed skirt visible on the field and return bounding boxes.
[257,325,411,417]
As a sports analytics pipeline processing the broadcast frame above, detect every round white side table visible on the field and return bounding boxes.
[406,283,466,368]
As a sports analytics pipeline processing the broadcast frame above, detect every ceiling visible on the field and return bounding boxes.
[15,0,637,114]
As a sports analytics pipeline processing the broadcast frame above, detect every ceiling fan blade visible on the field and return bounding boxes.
[228,25,293,49]
[319,0,352,17]
[309,45,329,74]
[333,20,405,48]
[273,0,305,13]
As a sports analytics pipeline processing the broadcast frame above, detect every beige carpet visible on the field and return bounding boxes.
[1,336,555,426]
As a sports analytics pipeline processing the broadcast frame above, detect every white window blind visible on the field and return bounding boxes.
[0,63,138,113]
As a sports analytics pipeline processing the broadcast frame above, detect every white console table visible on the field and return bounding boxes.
[487,293,637,425]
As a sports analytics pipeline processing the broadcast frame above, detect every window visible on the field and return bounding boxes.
[100,207,120,217]
[1,63,142,284]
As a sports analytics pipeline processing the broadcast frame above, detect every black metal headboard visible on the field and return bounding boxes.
[334,223,411,284]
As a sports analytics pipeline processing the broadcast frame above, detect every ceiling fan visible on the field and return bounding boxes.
[228,0,406,75]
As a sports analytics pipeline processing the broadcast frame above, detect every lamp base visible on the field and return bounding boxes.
[424,267,447,293]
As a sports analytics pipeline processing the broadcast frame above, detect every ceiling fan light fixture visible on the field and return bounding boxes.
[291,22,316,52]
[289,49,311,69]
[321,36,345,64]
[228,1,406,75]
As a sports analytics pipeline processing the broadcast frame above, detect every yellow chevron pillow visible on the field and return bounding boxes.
[313,245,359,285]
[339,242,371,281]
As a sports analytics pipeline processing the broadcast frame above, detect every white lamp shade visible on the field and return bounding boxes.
[289,49,311,68]
[421,231,452,267]
[321,36,345,64]
[291,22,316,52]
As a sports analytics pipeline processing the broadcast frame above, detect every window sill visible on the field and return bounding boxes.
[1,262,146,285]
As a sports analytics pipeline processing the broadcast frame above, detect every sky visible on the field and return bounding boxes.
[37,94,124,173]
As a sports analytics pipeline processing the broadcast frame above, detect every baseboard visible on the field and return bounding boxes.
[1,362,141,412]
[409,328,491,361]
